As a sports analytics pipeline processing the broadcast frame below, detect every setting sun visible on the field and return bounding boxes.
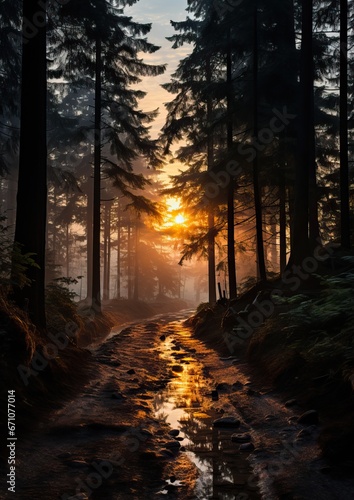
[175,214,185,224]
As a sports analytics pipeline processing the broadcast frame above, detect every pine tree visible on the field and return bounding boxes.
[13,0,47,329]
[56,0,165,313]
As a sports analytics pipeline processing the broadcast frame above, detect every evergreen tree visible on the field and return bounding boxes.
[13,0,47,329]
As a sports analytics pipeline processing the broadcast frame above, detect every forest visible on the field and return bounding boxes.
[0,0,352,329]
[0,0,354,499]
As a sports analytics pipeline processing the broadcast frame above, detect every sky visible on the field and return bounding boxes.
[125,0,192,139]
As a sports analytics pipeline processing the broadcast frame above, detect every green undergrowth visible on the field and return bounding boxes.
[189,269,354,472]
[248,272,354,387]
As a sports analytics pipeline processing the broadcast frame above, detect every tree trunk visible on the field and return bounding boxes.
[86,175,93,302]
[103,201,109,301]
[52,189,57,265]
[287,0,313,266]
[279,181,287,273]
[66,220,70,277]
[13,0,47,330]
[133,223,139,301]
[206,57,217,304]
[227,28,237,299]
[253,6,267,282]
[116,200,121,299]
[340,0,351,249]
[127,219,132,300]
[91,35,102,314]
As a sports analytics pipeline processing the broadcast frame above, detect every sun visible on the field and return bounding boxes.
[175,214,185,224]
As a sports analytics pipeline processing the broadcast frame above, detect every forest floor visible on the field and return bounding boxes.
[1,260,354,498]
[188,262,354,496]
[1,299,354,499]
[78,297,190,346]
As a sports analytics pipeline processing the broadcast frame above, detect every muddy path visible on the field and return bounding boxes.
[1,311,354,499]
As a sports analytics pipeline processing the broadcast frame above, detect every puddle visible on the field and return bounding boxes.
[153,322,260,499]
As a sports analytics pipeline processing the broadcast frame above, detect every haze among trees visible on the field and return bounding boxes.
[0,0,353,333]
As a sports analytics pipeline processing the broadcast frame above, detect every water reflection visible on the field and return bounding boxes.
[153,322,260,499]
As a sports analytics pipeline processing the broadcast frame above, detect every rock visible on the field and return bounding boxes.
[160,448,175,458]
[264,414,277,422]
[297,426,317,439]
[171,345,181,351]
[58,452,72,459]
[320,466,333,475]
[140,428,153,437]
[297,410,319,425]
[65,460,89,469]
[111,392,124,400]
[231,433,252,443]
[216,383,229,391]
[160,335,166,341]
[211,390,219,401]
[246,388,259,396]
[127,368,135,375]
[165,440,181,450]
[169,475,176,483]
[239,442,255,451]
[213,416,241,428]
[172,365,183,373]
[232,381,243,390]
[67,494,89,500]
[285,399,298,408]
[168,429,180,437]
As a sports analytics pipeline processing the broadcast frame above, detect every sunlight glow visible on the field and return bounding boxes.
[166,197,182,212]
[175,214,185,224]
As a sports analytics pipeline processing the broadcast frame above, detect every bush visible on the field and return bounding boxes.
[45,277,84,342]
[0,212,38,291]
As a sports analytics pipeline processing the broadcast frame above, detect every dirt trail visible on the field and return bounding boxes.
[1,311,354,500]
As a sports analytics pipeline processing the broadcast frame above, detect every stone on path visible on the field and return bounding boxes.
[65,460,89,469]
[297,410,319,425]
[172,365,183,373]
[165,440,181,450]
[285,398,298,408]
[239,442,255,451]
[211,390,219,401]
[213,416,241,428]
[231,433,252,443]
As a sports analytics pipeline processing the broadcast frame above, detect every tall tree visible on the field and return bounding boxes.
[57,0,165,312]
[288,0,313,266]
[340,0,351,249]
[252,5,267,281]
[92,35,103,314]
[206,56,217,303]
[13,0,47,329]
[226,28,237,298]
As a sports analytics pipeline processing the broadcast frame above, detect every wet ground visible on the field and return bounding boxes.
[2,310,354,499]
